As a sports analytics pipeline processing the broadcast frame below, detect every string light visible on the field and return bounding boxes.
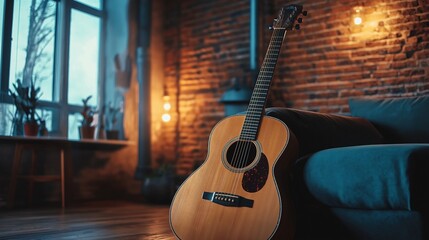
[162,113,171,122]
[162,95,171,123]
[163,96,171,111]
[353,7,363,25]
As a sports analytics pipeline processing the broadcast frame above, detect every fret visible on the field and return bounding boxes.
[244,111,262,115]
[252,96,266,99]
[244,119,260,124]
[243,117,262,124]
[255,80,272,84]
[241,130,258,135]
[246,109,264,114]
[253,87,269,91]
[241,129,258,134]
[242,123,259,127]
[241,128,258,133]
[243,119,260,124]
[254,80,271,84]
[264,66,275,69]
[248,101,265,105]
[242,126,258,130]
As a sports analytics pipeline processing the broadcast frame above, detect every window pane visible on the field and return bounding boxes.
[68,113,81,139]
[68,10,100,106]
[74,0,101,10]
[0,0,4,58]
[0,103,14,135]
[9,0,56,101]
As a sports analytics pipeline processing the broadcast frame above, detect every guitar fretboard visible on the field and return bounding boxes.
[239,28,287,141]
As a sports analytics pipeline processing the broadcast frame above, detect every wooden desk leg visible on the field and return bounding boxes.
[63,145,73,207]
[8,144,23,208]
[28,147,37,206]
[60,148,65,208]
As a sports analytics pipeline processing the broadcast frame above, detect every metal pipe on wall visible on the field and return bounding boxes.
[135,0,152,180]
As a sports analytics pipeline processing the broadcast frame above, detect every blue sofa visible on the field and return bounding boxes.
[266,95,429,240]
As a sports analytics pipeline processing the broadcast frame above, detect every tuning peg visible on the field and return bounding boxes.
[302,10,308,16]
[295,24,300,30]
[273,18,278,22]
[298,18,303,23]
[269,26,274,30]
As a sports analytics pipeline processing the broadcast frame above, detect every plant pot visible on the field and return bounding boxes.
[79,126,95,139]
[106,130,119,140]
[24,122,39,137]
[141,174,175,204]
[95,126,106,139]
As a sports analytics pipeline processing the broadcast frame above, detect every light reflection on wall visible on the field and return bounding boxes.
[350,4,391,41]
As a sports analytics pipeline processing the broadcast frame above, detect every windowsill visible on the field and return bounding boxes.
[0,135,134,150]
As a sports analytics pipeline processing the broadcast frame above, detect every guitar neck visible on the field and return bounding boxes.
[240,28,287,141]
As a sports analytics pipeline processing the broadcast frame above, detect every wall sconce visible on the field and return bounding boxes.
[161,94,171,123]
[353,7,363,25]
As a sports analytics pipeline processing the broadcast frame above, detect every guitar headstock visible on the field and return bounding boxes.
[272,4,307,30]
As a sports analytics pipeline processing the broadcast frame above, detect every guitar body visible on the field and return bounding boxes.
[170,115,298,240]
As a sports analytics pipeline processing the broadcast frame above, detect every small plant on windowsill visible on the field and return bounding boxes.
[105,102,120,139]
[79,95,96,139]
[9,79,42,136]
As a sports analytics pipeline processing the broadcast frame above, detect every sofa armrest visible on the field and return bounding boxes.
[303,144,429,211]
[265,107,383,157]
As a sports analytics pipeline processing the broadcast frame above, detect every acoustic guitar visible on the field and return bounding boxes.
[170,4,305,240]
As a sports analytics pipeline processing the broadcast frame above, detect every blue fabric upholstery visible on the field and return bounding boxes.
[303,144,429,210]
[332,208,424,240]
[349,95,429,143]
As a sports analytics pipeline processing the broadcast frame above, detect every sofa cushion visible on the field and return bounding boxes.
[265,107,383,157]
[349,95,429,143]
[303,144,429,210]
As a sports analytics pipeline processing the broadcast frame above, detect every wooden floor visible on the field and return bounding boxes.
[0,201,175,240]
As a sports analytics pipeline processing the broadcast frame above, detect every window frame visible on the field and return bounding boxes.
[0,0,105,137]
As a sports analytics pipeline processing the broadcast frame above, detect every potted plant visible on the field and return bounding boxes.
[79,95,96,139]
[105,102,120,139]
[141,161,176,204]
[9,79,41,136]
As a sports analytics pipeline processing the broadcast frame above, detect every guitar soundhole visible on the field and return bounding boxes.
[225,140,257,169]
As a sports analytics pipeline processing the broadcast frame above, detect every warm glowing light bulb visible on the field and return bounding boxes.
[354,16,362,25]
[162,113,171,122]
[161,95,171,122]
[163,102,171,111]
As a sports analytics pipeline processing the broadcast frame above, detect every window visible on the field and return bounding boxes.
[0,0,104,138]
[0,0,4,70]
[68,9,100,106]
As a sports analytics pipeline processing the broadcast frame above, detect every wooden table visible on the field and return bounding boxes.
[0,136,132,208]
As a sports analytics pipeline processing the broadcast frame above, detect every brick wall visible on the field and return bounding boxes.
[270,0,429,113]
[159,0,429,173]
[161,0,253,174]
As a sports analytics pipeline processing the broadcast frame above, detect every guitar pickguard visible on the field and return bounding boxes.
[242,153,269,192]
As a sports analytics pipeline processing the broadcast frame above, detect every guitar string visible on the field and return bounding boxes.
[230,29,286,194]
[235,34,277,191]
[232,29,284,193]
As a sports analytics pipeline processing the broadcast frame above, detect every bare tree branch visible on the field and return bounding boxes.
[22,0,55,86]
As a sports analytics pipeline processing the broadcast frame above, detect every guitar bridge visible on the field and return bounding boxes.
[202,191,254,208]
